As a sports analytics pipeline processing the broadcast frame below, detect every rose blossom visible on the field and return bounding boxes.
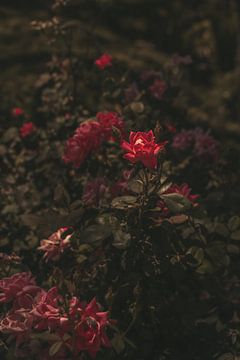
[0,272,37,304]
[95,54,112,70]
[11,107,24,117]
[63,112,125,168]
[72,297,113,358]
[38,228,72,262]
[31,287,68,332]
[63,120,102,168]
[121,130,167,169]
[19,122,36,138]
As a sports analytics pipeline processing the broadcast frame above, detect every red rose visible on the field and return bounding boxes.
[73,298,112,357]
[121,130,167,169]
[0,272,36,304]
[11,108,24,117]
[19,122,36,138]
[95,54,112,70]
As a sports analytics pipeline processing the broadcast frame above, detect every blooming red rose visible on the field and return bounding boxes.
[95,53,112,70]
[19,122,36,138]
[38,228,72,262]
[73,297,113,358]
[11,107,24,117]
[121,130,167,169]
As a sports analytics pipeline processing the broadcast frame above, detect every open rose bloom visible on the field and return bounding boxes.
[38,228,72,262]
[121,130,167,169]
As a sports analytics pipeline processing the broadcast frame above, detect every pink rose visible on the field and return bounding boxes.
[38,228,72,262]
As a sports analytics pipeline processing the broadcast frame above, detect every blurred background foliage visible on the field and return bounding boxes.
[1,0,240,145]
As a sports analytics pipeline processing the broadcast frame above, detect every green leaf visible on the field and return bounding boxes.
[49,341,63,357]
[2,127,18,143]
[54,184,70,208]
[168,214,188,224]
[231,230,240,241]
[111,334,125,354]
[76,254,87,264]
[187,246,204,265]
[128,179,144,194]
[81,224,112,245]
[30,332,60,341]
[112,230,131,249]
[112,196,138,210]
[157,180,172,195]
[218,354,234,360]
[228,216,240,231]
[214,223,229,237]
[161,193,192,214]
[227,244,239,254]
[130,102,144,113]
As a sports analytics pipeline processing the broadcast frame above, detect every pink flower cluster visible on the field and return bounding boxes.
[0,272,113,358]
[157,183,199,216]
[38,228,72,262]
[172,127,219,161]
[63,112,124,168]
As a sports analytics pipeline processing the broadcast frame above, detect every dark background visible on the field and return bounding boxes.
[0,0,240,147]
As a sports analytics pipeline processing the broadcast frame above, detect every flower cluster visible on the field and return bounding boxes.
[38,228,72,262]
[121,130,167,169]
[0,272,113,358]
[63,112,124,168]
[172,127,219,161]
